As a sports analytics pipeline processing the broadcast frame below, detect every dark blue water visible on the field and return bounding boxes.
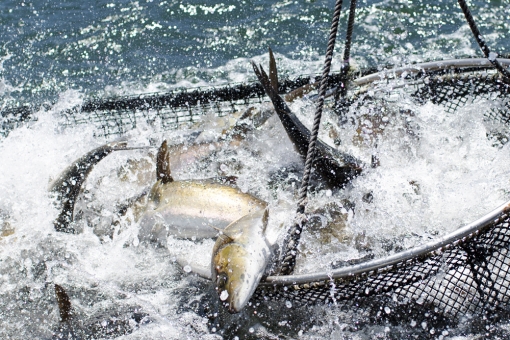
[1,0,509,105]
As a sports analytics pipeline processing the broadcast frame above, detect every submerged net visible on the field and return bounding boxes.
[2,58,510,330]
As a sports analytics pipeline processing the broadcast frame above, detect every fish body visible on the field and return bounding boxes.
[137,140,267,242]
[212,208,273,313]
[139,178,267,241]
[118,107,272,185]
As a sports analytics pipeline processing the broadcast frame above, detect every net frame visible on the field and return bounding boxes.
[246,58,510,326]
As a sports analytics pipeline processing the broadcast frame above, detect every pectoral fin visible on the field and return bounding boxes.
[156,140,174,184]
[176,257,212,280]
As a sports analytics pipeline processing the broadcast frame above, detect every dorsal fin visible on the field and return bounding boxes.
[268,47,278,93]
[156,140,174,184]
[54,284,72,322]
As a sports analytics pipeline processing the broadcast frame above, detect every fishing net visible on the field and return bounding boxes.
[2,58,510,332]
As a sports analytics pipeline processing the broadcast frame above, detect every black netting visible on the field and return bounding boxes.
[0,73,351,138]
[412,72,510,113]
[253,209,510,326]
[2,62,510,330]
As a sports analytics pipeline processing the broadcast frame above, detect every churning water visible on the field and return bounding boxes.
[1,0,510,339]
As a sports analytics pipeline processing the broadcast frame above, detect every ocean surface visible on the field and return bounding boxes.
[1,0,510,339]
[1,0,509,105]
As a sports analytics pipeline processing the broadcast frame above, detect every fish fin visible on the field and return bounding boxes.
[176,257,212,280]
[156,140,174,184]
[268,47,278,93]
[54,284,72,322]
[204,224,235,240]
[261,208,269,233]
[209,225,223,233]
[252,61,364,188]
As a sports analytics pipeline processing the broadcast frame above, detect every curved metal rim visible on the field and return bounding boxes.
[353,58,510,86]
[263,200,510,285]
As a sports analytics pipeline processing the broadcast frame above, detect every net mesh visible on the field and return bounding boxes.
[254,207,510,328]
[2,62,510,330]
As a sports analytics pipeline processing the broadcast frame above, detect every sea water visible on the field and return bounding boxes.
[1,0,510,338]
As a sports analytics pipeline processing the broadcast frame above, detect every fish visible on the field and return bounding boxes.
[117,106,273,185]
[136,140,267,243]
[211,208,275,313]
[49,141,151,234]
[52,284,148,340]
[252,48,363,189]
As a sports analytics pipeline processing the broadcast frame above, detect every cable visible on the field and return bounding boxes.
[457,0,510,81]
[277,0,345,276]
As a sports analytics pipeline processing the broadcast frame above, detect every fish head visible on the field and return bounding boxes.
[211,208,270,313]
[212,241,264,313]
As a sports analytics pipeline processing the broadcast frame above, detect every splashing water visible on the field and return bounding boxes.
[2,0,510,338]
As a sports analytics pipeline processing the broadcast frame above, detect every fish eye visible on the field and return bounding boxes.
[216,273,229,288]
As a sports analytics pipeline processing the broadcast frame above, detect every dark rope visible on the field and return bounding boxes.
[342,0,357,78]
[335,0,358,111]
[277,0,345,276]
[457,0,510,80]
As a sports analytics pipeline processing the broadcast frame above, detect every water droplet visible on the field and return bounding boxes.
[384,306,391,314]
[183,265,192,273]
[285,301,292,308]
[220,290,229,301]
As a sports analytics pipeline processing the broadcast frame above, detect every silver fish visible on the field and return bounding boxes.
[137,140,267,242]
[211,208,274,313]
[117,106,273,185]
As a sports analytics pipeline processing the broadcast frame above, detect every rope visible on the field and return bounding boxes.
[277,0,345,276]
[342,0,358,81]
[457,0,510,80]
[335,0,358,111]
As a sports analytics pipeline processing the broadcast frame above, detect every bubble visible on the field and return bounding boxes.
[183,265,192,273]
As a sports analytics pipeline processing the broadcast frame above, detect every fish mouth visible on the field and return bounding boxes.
[214,276,247,314]
[226,290,246,314]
